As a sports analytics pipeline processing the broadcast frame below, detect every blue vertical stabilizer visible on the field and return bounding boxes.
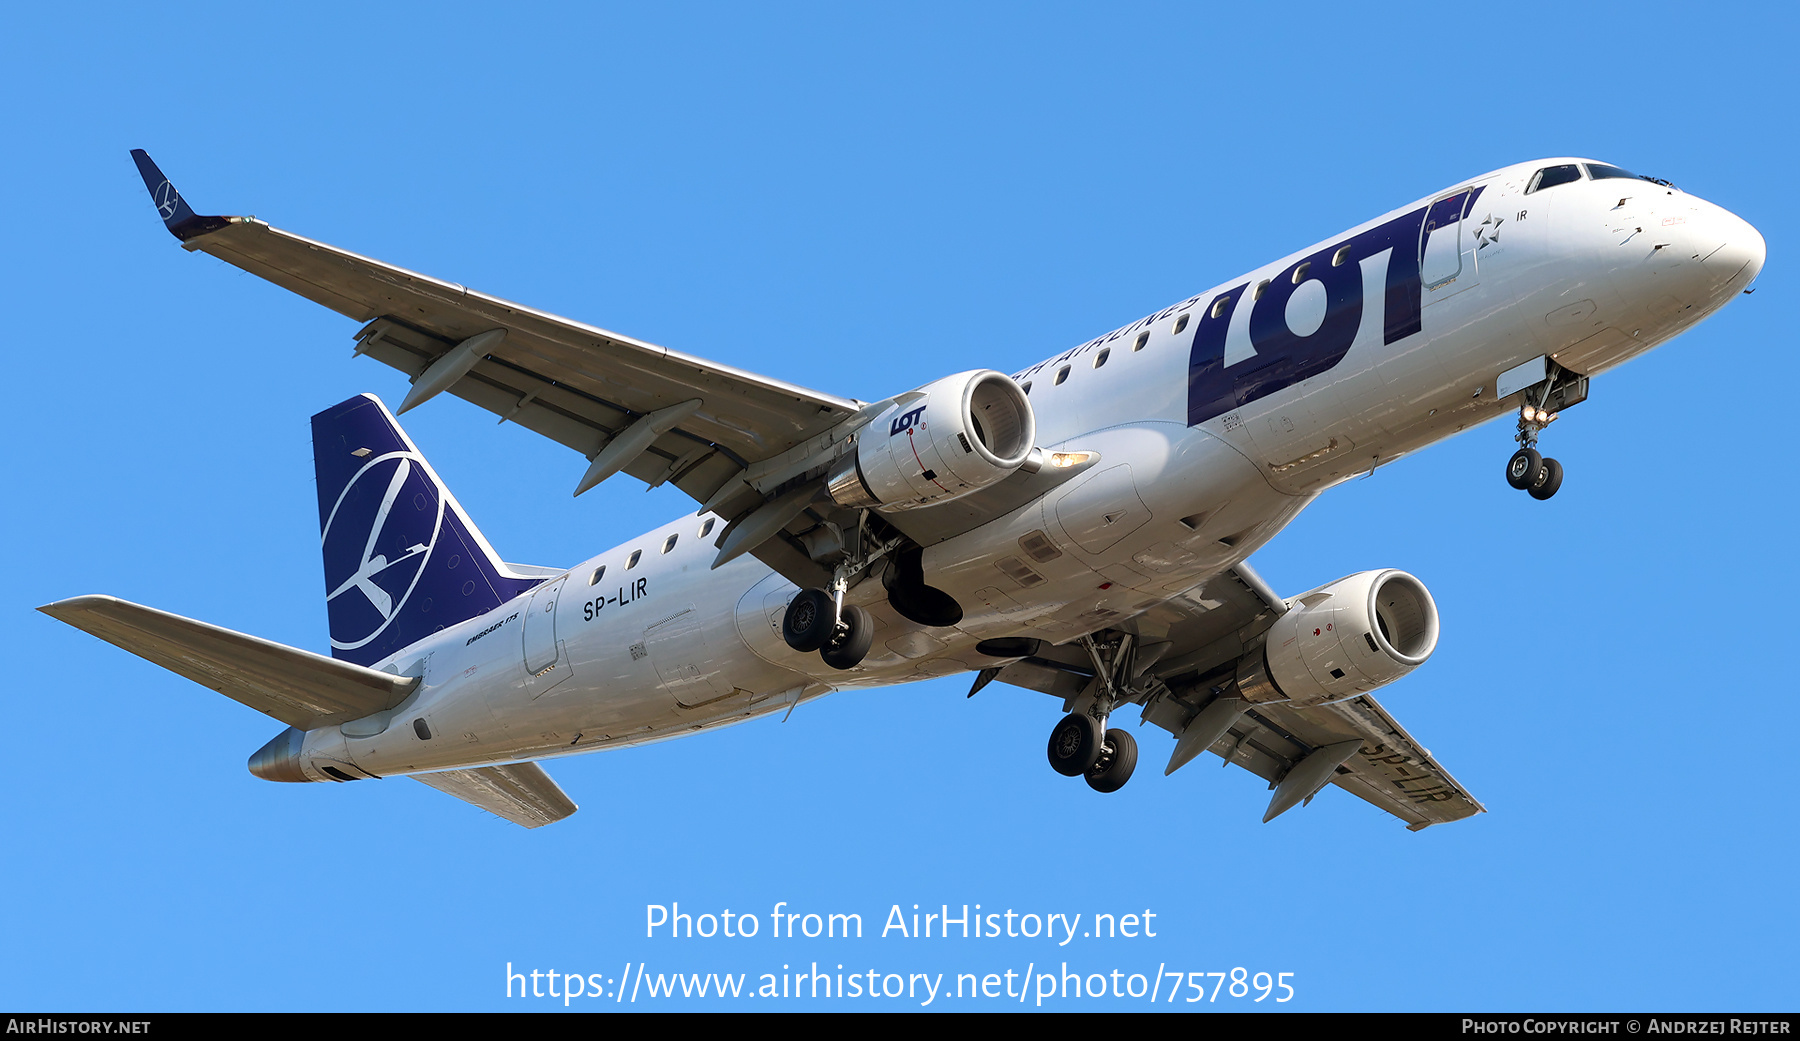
[313,394,543,667]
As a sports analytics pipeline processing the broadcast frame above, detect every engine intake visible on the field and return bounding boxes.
[1237,569,1439,706]
[828,370,1036,511]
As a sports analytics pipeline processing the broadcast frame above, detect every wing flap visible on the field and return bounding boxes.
[39,595,417,730]
[358,317,739,493]
[414,762,578,828]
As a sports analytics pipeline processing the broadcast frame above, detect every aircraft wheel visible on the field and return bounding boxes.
[1047,713,1104,777]
[820,605,873,670]
[1506,448,1542,490]
[1528,457,1564,500]
[782,588,835,653]
[1085,729,1138,793]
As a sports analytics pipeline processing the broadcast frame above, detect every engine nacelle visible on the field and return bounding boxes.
[1237,569,1439,707]
[828,370,1036,511]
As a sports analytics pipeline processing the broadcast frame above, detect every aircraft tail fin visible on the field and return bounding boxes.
[313,394,544,668]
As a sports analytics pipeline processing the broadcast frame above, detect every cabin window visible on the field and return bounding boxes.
[699,517,715,538]
[1526,164,1583,194]
[1172,313,1189,335]
[1094,348,1110,368]
[1132,331,1148,351]
[1254,279,1269,300]
[1054,365,1071,386]
[627,550,642,569]
[589,565,606,585]
[1291,262,1311,284]
[1020,381,1032,395]
[662,534,678,554]
[1332,245,1351,267]
[1210,296,1232,319]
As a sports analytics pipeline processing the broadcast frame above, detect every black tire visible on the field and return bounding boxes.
[1085,728,1139,793]
[1047,714,1104,777]
[1528,457,1564,500]
[782,588,835,653]
[820,604,874,670]
[1506,448,1542,490]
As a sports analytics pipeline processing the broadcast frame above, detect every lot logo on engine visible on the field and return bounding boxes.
[889,405,927,436]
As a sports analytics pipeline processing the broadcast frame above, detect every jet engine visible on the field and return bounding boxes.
[826,370,1036,511]
[1236,569,1439,707]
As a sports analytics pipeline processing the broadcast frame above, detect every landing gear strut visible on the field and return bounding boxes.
[1041,633,1161,793]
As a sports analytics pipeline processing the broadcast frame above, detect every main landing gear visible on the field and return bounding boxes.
[1047,713,1138,793]
[783,586,874,670]
[781,512,896,671]
[1040,632,1165,794]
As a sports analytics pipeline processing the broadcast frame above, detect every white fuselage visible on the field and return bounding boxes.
[295,158,1764,782]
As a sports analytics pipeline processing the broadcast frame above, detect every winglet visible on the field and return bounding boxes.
[129,149,233,241]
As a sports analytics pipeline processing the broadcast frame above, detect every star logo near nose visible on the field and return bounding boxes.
[1474,214,1504,250]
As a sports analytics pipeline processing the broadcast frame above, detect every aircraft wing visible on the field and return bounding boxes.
[131,150,868,589]
[983,562,1485,830]
[39,595,417,731]
[413,763,578,829]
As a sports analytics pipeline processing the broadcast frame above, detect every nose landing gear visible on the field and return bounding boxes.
[1505,441,1563,500]
[1506,411,1565,500]
[1502,360,1587,501]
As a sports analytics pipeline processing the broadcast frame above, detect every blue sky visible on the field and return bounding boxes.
[3,2,1794,1012]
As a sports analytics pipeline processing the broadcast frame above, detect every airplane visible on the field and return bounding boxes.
[40,151,1764,830]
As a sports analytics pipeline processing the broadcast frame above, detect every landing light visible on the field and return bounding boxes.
[1050,452,1094,468]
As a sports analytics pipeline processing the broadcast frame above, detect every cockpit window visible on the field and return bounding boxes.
[1525,164,1583,194]
[1585,163,1675,189]
[1585,163,1639,181]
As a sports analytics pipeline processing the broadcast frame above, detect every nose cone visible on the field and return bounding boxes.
[1710,205,1766,290]
[1638,197,1766,318]
[248,726,308,783]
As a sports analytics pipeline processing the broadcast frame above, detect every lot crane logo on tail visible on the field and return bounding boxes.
[321,450,445,652]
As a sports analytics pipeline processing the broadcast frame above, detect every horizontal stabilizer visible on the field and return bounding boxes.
[414,763,578,828]
[39,595,417,730]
